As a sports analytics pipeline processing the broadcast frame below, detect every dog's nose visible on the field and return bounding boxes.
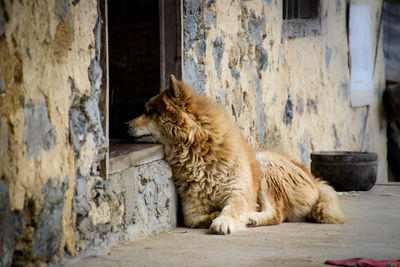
[126,125,135,136]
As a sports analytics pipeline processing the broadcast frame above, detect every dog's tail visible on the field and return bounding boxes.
[309,180,348,224]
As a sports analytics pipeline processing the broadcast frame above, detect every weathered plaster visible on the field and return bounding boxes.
[182,0,387,182]
[0,0,103,264]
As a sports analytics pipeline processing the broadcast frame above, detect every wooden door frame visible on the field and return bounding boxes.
[159,0,183,88]
[99,0,109,180]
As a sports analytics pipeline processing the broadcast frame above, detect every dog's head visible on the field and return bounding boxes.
[126,75,196,144]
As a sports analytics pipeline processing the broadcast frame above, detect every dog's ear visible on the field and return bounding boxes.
[168,75,182,98]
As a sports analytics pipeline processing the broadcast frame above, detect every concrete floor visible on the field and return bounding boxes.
[68,185,400,267]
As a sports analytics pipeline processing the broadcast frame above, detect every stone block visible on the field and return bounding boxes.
[0,76,5,93]
[0,180,23,267]
[183,57,206,94]
[88,202,111,226]
[111,159,177,239]
[74,159,177,252]
[212,36,225,77]
[24,93,57,160]
[33,176,68,261]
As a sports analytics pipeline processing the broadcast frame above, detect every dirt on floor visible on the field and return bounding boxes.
[67,185,400,267]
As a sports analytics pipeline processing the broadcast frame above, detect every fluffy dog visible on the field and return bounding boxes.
[127,75,347,234]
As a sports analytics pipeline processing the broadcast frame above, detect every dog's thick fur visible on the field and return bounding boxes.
[127,75,347,234]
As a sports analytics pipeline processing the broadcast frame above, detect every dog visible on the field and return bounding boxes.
[127,75,347,234]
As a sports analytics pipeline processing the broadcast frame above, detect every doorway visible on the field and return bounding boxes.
[108,0,182,140]
[100,0,182,177]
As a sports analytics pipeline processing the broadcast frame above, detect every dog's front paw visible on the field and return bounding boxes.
[247,212,259,227]
[209,216,235,235]
[247,217,257,227]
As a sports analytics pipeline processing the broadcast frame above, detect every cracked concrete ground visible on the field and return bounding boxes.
[68,185,400,267]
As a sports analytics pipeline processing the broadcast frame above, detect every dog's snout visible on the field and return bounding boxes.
[125,114,153,138]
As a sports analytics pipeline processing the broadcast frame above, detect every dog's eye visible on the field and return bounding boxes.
[146,108,156,116]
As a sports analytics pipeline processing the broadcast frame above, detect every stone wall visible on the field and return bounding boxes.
[182,0,387,183]
[73,159,177,253]
[0,1,178,265]
[0,0,105,265]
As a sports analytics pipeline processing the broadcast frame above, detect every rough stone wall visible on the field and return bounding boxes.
[73,160,177,252]
[0,0,106,265]
[183,0,387,183]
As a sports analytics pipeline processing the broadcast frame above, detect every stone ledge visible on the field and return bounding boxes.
[109,141,164,174]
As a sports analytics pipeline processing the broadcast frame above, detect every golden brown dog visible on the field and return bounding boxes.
[127,75,347,234]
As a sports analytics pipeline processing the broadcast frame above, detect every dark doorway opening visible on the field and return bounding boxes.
[108,0,161,139]
[108,0,182,140]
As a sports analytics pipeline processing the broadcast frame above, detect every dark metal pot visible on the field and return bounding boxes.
[310,151,378,191]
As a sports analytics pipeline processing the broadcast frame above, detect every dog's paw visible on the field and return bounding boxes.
[209,216,236,235]
[247,212,259,227]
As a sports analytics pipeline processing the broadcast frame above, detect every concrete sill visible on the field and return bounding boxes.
[109,140,164,174]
